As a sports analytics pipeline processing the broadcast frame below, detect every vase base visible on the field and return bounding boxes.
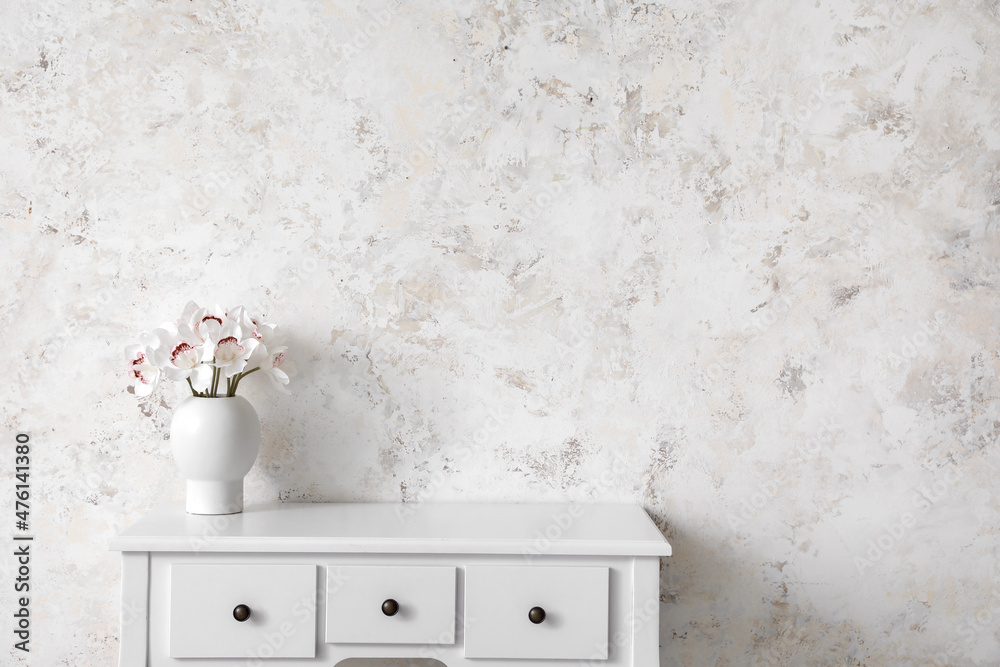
[185,480,244,515]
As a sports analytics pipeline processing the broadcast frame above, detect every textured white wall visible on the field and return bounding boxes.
[2,0,999,664]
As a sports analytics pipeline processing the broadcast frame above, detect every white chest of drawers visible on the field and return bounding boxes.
[111,503,671,666]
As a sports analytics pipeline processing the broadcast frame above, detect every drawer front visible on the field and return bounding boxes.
[326,565,456,645]
[169,563,316,659]
[465,565,610,660]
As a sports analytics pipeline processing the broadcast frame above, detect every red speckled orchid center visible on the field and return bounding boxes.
[129,353,156,385]
[170,342,200,369]
[195,314,223,339]
[215,336,245,365]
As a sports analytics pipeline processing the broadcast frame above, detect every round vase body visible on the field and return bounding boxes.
[169,396,261,515]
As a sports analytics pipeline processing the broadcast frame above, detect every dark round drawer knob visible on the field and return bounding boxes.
[233,604,251,622]
[382,599,399,617]
[528,606,546,624]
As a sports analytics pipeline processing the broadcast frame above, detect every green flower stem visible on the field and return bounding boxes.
[210,364,220,398]
[186,377,197,396]
[229,366,261,396]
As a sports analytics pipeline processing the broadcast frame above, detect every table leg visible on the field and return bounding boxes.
[631,557,662,667]
[119,552,149,667]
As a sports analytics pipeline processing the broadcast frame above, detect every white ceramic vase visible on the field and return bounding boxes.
[169,396,261,515]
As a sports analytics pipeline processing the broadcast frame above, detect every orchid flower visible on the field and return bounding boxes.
[127,301,293,398]
[177,301,226,346]
[231,306,280,348]
[211,319,259,378]
[152,325,214,393]
[263,345,297,394]
[125,332,161,396]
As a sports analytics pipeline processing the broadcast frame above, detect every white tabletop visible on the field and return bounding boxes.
[110,502,672,556]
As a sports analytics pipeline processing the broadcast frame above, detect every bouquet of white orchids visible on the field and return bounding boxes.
[127,301,294,397]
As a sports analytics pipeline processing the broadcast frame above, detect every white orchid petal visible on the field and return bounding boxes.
[133,381,154,396]
[247,342,269,367]
[180,301,202,322]
[223,358,249,378]
[267,370,291,394]
[163,366,191,381]
[198,340,215,363]
[137,331,160,349]
[190,365,213,391]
